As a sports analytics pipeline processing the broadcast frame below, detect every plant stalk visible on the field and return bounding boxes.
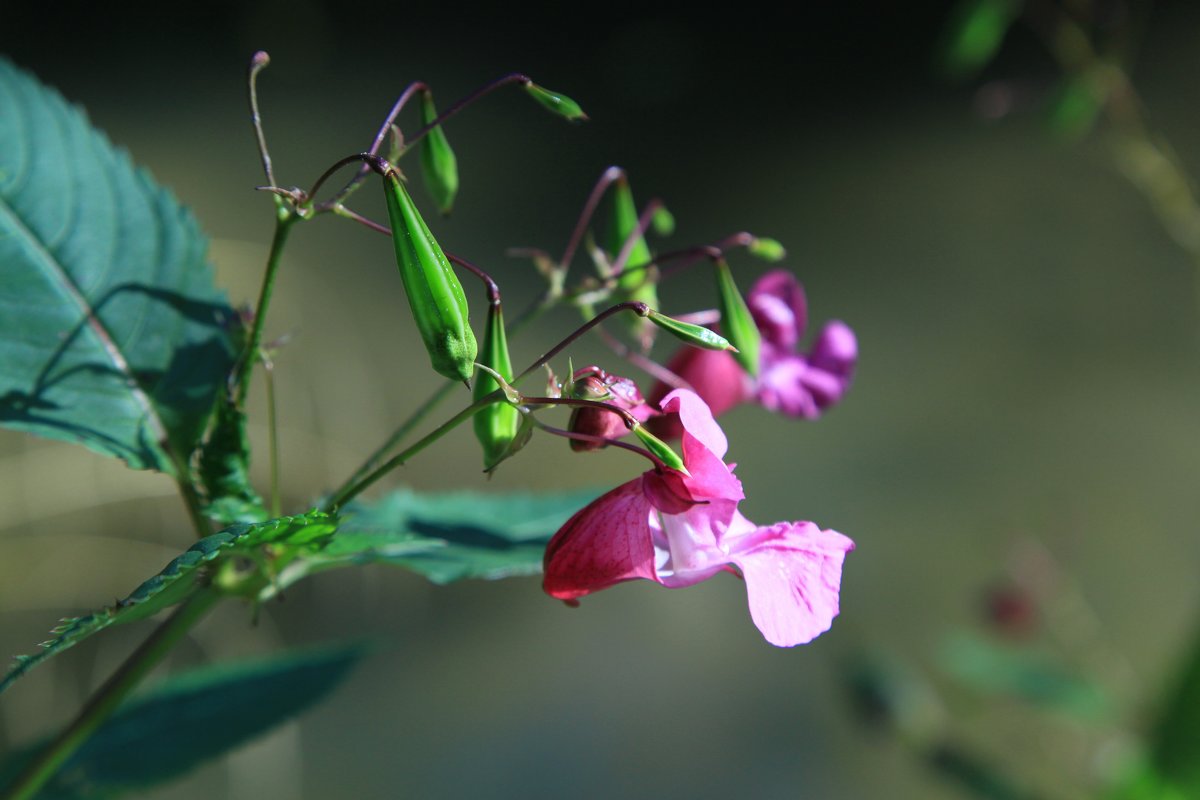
[1,590,220,800]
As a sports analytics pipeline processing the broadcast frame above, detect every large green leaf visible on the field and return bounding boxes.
[0,644,365,799]
[0,58,236,474]
[0,511,337,695]
[280,487,600,588]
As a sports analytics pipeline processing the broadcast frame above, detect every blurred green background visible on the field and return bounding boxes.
[3,4,1200,798]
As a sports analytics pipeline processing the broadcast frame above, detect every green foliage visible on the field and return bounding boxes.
[0,511,337,695]
[1146,627,1200,795]
[939,631,1109,720]
[295,487,600,586]
[0,58,236,475]
[0,644,365,798]
[1047,71,1105,140]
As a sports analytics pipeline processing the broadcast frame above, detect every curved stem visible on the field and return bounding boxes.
[559,166,625,270]
[247,51,276,188]
[2,590,220,800]
[531,418,665,470]
[320,73,533,212]
[515,301,650,382]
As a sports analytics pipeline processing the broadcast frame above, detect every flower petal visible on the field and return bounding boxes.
[731,520,855,647]
[659,389,729,460]
[749,270,808,349]
[542,479,659,600]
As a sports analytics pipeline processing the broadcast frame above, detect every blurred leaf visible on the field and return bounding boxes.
[926,742,1039,800]
[1146,627,1200,795]
[0,58,236,474]
[939,0,1021,81]
[939,631,1109,720]
[0,644,365,798]
[290,487,601,586]
[0,511,337,695]
[1047,72,1104,140]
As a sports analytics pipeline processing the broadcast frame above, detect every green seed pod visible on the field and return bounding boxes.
[605,177,659,348]
[647,310,735,352]
[605,176,653,292]
[473,301,521,469]
[419,91,459,215]
[714,258,762,377]
[748,236,787,262]
[632,424,687,474]
[524,82,588,121]
[381,169,477,384]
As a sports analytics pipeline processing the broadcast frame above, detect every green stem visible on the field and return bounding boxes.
[1,590,220,800]
[324,391,504,511]
[330,379,459,503]
[263,355,282,518]
[173,475,212,539]
[234,213,296,408]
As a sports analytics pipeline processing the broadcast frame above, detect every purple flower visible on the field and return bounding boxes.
[648,270,857,438]
[543,389,854,647]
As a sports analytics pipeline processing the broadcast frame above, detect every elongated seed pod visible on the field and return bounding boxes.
[382,169,477,383]
[419,91,459,215]
[473,301,520,468]
[605,176,659,348]
[714,258,761,377]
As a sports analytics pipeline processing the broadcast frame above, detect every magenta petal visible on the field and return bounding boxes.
[542,479,659,600]
[659,389,729,460]
[731,521,855,647]
[749,270,808,349]
[809,320,857,379]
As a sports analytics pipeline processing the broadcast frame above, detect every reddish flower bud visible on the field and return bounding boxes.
[566,366,651,451]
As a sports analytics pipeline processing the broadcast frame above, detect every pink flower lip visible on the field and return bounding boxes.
[543,388,854,647]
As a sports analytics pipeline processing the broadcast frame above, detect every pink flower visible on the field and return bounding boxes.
[543,389,854,647]
[648,270,857,439]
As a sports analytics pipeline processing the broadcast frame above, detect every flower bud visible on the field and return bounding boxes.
[473,301,520,469]
[381,169,477,384]
[652,205,675,236]
[524,82,588,121]
[566,367,647,452]
[647,310,735,352]
[714,258,762,377]
[419,91,459,215]
[748,236,787,262]
[632,423,687,474]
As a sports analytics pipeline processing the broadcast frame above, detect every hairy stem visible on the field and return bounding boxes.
[1,590,220,800]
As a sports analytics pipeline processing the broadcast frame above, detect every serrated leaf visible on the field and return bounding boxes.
[0,644,365,798]
[0,58,236,474]
[0,511,337,695]
[939,631,1109,720]
[297,487,601,586]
